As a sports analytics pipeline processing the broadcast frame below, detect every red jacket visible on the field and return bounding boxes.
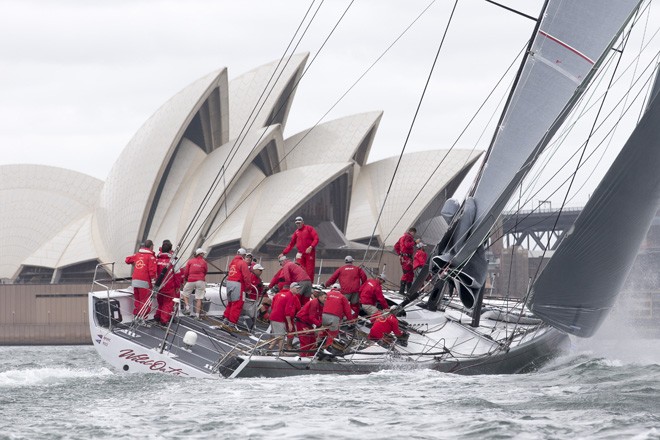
[296,298,323,327]
[283,225,319,254]
[155,252,182,294]
[227,255,251,291]
[413,249,428,270]
[369,313,403,340]
[322,289,353,319]
[183,255,208,282]
[359,279,388,310]
[125,248,157,284]
[270,290,301,323]
[394,232,415,256]
[269,268,285,291]
[325,264,366,294]
[248,272,265,300]
[281,261,311,283]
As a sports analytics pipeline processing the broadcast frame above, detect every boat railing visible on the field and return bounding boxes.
[91,262,116,331]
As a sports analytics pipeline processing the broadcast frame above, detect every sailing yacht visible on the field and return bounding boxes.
[89,0,660,377]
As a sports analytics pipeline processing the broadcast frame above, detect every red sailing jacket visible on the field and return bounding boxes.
[322,289,353,319]
[269,268,285,291]
[413,249,428,270]
[281,261,311,283]
[270,290,301,323]
[227,255,251,291]
[394,232,415,256]
[359,279,388,310]
[125,248,157,284]
[183,255,208,282]
[283,224,319,254]
[325,264,367,294]
[155,252,182,294]
[369,312,403,340]
[296,298,323,327]
[248,272,265,300]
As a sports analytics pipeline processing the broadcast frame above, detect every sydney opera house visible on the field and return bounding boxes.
[0,53,481,284]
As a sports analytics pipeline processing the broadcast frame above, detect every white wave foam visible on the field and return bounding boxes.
[0,367,113,387]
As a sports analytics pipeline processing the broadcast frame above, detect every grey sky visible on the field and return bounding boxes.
[1,0,658,207]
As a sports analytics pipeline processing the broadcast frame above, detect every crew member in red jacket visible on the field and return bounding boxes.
[278,256,313,305]
[295,290,327,356]
[359,274,389,316]
[369,307,404,342]
[125,240,157,318]
[153,240,182,325]
[413,240,427,275]
[319,285,353,350]
[224,248,252,324]
[394,227,416,296]
[279,216,319,281]
[181,248,208,318]
[268,283,302,351]
[324,256,366,317]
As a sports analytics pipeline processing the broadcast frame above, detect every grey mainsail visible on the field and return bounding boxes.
[437,0,643,306]
[528,71,660,337]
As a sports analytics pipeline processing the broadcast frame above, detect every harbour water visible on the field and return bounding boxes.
[1,337,658,439]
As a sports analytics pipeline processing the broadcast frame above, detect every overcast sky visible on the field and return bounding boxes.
[1,0,658,207]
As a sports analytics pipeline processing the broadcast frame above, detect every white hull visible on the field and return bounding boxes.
[89,285,568,379]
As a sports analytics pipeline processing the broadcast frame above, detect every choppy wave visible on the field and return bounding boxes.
[1,345,658,439]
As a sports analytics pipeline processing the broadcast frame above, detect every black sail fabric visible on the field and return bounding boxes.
[529,89,660,337]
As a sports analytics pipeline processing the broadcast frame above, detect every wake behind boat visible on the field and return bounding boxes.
[90,0,660,378]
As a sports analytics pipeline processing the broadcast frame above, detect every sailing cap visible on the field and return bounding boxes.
[377,273,387,281]
[290,282,301,290]
[278,255,288,262]
[253,264,264,271]
[344,255,354,263]
[331,283,340,289]
[295,216,303,222]
[195,248,206,255]
[237,248,247,255]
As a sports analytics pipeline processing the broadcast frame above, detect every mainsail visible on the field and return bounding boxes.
[436,0,643,307]
[529,69,660,337]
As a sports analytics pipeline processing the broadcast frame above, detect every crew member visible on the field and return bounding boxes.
[125,240,157,318]
[279,216,319,281]
[295,290,327,356]
[319,284,353,350]
[246,263,271,322]
[359,274,389,316]
[224,248,251,324]
[394,227,416,295]
[268,282,302,351]
[154,239,182,325]
[369,306,405,343]
[323,255,366,318]
[278,255,313,306]
[413,239,427,276]
[181,248,208,318]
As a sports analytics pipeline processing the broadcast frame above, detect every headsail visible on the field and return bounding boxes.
[436,0,643,307]
[528,69,660,337]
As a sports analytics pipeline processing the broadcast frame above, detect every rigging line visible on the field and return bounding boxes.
[177,0,357,258]
[375,41,528,254]
[515,5,655,208]
[173,0,322,254]
[360,0,460,265]
[484,0,537,22]
[200,0,438,247]
[501,47,660,235]
[525,34,630,292]
[443,41,660,268]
